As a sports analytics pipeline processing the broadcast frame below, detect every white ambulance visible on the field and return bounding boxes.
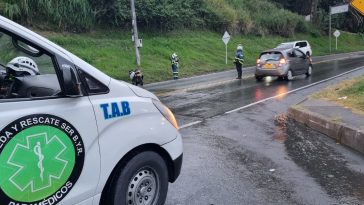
[0,16,182,205]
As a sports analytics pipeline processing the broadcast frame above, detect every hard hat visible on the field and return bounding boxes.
[237,44,243,51]
[129,71,135,79]
[7,56,39,76]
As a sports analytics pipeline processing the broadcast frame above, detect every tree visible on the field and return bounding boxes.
[311,0,320,25]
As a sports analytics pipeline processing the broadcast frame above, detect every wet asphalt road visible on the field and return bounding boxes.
[152,55,364,204]
[158,56,364,126]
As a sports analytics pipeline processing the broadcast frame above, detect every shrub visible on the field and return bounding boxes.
[0,0,312,36]
[0,0,93,31]
[201,0,238,32]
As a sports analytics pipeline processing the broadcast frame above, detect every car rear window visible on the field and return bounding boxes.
[276,43,294,49]
[299,42,308,47]
[260,52,283,62]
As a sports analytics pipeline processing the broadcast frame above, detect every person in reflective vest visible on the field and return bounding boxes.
[233,44,245,79]
[171,53,179,80]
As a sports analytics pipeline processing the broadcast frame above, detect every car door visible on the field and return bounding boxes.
[293,49,307,74]
[0,28,99,205]
[299,41,308,55]
[287,49,299,74]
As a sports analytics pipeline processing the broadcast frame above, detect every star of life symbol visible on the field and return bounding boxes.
[6,133,68,193]
[34,142,45,181]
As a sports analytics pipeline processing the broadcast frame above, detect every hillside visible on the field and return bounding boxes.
[44,30,364,83]
[0,0,311,36]
[1,0,364,83]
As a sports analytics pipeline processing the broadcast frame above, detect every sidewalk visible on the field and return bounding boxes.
[288,99,364,154]
[144,51,364,93]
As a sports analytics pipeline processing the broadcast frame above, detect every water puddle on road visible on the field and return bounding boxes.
[284,119,364,204]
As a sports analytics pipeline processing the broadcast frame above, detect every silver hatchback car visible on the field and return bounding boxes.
[255,48,313,81]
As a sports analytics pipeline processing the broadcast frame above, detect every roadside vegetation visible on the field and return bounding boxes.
[45,30,364,83]
[0,0,311,36]
[311,75,364,114]
[1,0,363,83]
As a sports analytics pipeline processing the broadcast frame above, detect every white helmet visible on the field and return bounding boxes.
[237,44,243,51]
[7,56,39,76]
[172,53,177,58]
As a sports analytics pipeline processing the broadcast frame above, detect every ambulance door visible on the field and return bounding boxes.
[0,29,99,205]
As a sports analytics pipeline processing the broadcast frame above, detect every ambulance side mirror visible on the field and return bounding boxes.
[61,65,82,97]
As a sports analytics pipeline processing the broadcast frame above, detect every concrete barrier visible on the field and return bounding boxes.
[288,106,364,154]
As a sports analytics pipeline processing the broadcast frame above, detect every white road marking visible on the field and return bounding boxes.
[225,66,364,114]
[179,121,202,129]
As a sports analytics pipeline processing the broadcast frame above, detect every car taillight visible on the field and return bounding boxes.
[279,58,286,67]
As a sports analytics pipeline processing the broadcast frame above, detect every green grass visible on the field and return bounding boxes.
[41,30,364,83]
[311,75,364,113]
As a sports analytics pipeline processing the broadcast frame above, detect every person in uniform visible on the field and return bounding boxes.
[233,44,245,79]
[171,53,179,80]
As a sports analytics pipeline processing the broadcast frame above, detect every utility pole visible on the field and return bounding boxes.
[130,0,141,67]
[329,9,332,53]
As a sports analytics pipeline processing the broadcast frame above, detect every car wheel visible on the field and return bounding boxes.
[255,75,263,81]
[109,151,169,205]
[306,65,312,77]
[286,70,293,81]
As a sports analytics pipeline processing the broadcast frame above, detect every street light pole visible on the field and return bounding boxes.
[130,0,141,67]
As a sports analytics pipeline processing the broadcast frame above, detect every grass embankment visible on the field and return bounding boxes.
[43,30,364,83]
[311,75,364,114]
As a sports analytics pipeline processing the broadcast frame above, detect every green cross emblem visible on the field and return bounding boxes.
[0,125,75,202]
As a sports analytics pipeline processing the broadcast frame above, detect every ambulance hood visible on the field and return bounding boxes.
[126,83,158,100]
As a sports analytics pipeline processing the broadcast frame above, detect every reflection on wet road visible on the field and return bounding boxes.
[159,57,364,125]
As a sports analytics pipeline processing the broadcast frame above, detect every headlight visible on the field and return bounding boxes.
[152,99,179,130]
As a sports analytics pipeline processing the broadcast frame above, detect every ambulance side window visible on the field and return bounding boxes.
[0,30,61,100]
[78,70,109,95]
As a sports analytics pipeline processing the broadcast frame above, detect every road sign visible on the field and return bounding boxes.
[330,4,349,14]
[351,0,364,16]
[333,30,341,50]
[329,4,349,53]
[222,31,230,64]
[222,31,230,45]
[333,30,340,38]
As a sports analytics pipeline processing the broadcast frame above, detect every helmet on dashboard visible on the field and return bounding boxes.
[6,56,39,76]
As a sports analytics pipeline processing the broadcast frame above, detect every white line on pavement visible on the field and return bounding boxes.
[179,121,202,129]
[225,66,364,114]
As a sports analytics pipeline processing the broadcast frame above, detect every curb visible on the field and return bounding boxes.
[288,106,364,154]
